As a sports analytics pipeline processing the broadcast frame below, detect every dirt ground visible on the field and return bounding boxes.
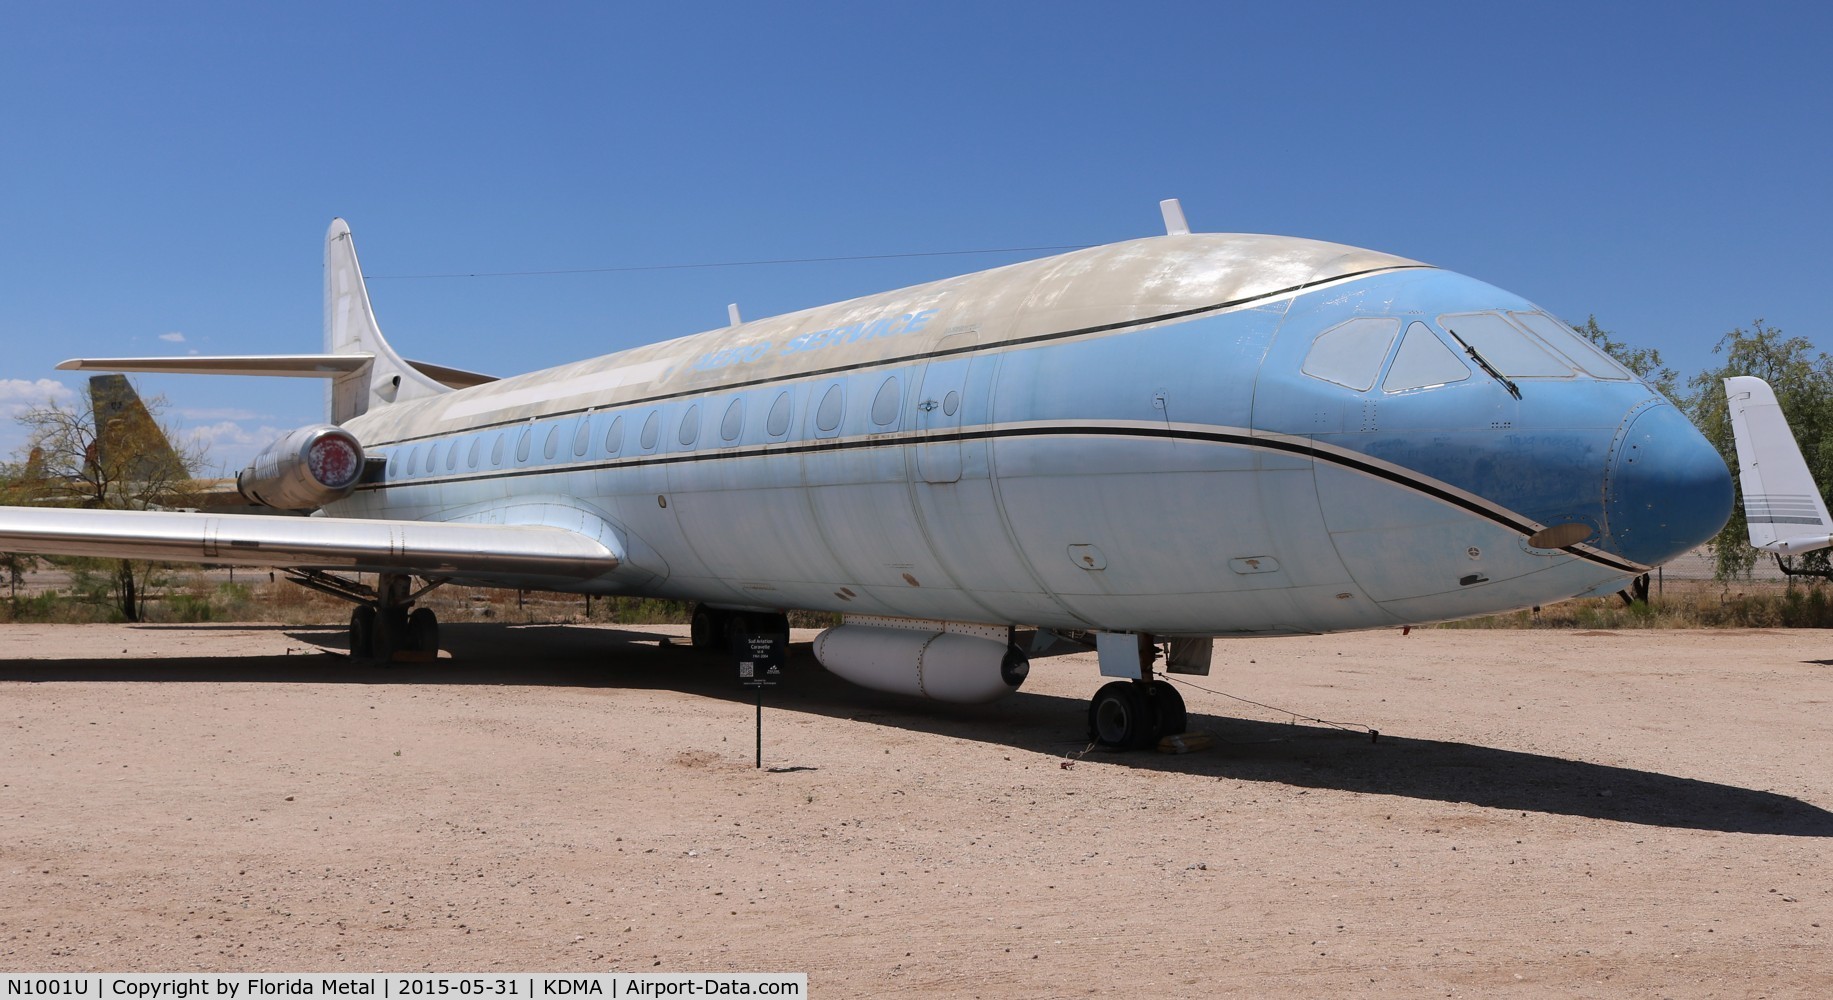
[1,622,1829,998]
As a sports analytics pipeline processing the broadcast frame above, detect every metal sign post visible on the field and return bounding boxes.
[735,632,784,769]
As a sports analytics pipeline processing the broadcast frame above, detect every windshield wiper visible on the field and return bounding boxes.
[1446,328,1521,399]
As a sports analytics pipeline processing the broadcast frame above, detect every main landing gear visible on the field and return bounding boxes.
[289,570,441,662]
[350,574,440,660]
[690,603,790,651]
[1088,678,1187,750]
[349,603,440,660]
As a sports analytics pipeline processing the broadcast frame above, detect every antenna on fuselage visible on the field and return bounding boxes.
[728,303,742,327]
[1160,198,1190,236]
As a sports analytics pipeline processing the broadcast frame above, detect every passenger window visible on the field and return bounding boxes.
[467,437,482,469]
[815,384,844,434]
[721,398,744,443]
[1385,323,1472,393]
[1301,317,1400,391]
[604,415,624,456]
[1509,311,1632,380]
[639,411,660,451]
[871,376,902,426]
[766,392,792,438]
[445,441,459,471]
[490,433,505,466]
[424,444,440,474]
[574,416,592,456]
[401,447,418,476]
[543,425,561,460]
[1438,312,1572,377]
[515,427,531,463]
[679,404,701,447]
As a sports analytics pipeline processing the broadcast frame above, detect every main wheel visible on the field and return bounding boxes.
[373,607,409,662]
[690,604,723,650]
[1146,679,1187,738]
[406,607,440,654]
[1088,681,1155,749]
[349,606,376,658]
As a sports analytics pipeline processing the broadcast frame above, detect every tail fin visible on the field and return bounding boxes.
[88,374,187,484]
[57,219,495,426]
[323,218,448,422]
[1725,375,1833,555]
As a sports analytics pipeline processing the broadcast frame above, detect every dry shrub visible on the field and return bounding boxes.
[1437,578,1833,629]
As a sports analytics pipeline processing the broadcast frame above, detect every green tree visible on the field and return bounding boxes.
[9,382,205,621]
[1683,320,1833,581]
[1575,314,1680,400]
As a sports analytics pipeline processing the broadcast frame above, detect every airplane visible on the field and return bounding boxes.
[0,203,1734,749]
[1724,375,1833,558]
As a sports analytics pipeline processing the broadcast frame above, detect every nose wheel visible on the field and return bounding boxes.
[1088,679,1186,750]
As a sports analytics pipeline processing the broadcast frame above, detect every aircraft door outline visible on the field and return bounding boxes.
[915,332,979,483]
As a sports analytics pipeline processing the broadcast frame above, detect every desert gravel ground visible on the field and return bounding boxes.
[1,622,1830,998]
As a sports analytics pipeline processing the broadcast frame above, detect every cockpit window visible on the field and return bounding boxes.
[1384,322,1471,393]
[1508,311,1633,380]
[1437,311,1573,377]
[1301,317,1401,391]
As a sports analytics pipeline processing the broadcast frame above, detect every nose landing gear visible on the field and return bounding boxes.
[1088,678,1187,749]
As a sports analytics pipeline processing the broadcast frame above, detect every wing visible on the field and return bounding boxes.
[0,505,618,582]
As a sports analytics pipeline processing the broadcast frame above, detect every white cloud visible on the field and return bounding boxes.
[179,421,288,475]
[159,332,187,343]
[0,378,75,412]
[0,378,78,462]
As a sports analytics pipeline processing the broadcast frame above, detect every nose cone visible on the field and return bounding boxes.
[1603,402,1733,566]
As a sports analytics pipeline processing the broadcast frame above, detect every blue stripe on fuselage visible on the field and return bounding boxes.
[1250,268,1668,549]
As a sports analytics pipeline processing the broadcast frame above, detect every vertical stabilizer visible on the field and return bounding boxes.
[324,218,448,422]
[1725,375,1833,554]
[89,374,187,485]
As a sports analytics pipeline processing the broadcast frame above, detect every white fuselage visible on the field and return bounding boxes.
[329,233,1729,636]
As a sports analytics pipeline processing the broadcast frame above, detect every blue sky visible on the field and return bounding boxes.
[2,2,1828,472]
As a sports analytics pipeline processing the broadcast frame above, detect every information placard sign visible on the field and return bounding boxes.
[735,632,784,687]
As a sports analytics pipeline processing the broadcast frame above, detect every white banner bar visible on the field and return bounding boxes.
[0,976,808,1000]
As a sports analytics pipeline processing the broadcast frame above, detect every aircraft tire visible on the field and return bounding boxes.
[349,606,376,659]
[406,608,439,654]
[690,605,723,651]
[1147,680,1187,738]
[1088,681,1154,749]
[374,607,409,663]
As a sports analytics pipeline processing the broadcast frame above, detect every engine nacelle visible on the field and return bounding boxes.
[236,424,366,510]
[813,623,1029,704]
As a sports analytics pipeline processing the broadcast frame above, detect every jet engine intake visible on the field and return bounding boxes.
[813,623,1028,704]
[236,424,366,511]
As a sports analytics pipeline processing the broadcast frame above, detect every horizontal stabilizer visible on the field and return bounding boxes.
[58,355,496,389]
[1725,375,1833,554]
[59,354,373,378]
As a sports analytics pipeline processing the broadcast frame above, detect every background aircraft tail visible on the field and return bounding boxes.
[1725,375,1833,554]
[88,374,188,485]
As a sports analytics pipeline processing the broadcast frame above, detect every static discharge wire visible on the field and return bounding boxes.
[1164,672,1382,745]
[364,244,1097,280]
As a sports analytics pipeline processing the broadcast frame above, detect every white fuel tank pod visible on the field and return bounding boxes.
[813,618,1028,704]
